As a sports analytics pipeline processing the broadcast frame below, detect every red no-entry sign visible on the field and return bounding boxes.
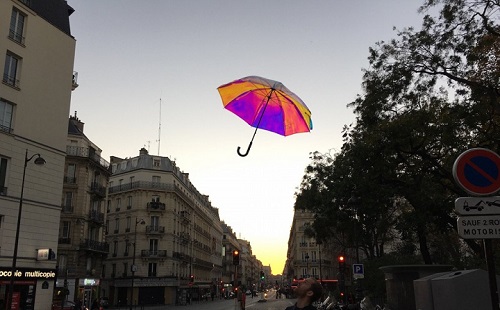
[453,148,500,196]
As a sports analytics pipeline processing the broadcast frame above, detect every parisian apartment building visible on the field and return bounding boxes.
[284,209,338,287]
[102,148,224,306]
[0,0,77,309]
[55,114,111,308]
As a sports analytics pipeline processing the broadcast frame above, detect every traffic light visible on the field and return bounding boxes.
[189,275,194,283]
[338,255,345,272]
[232,250,240,265]
[260,271,265,280]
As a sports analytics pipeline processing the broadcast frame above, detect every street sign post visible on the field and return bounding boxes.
[455,196,500,215]
[353,264,364,279]
[453,148,500,310]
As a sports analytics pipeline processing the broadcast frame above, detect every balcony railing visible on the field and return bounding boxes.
[172,251,191,263]
[80,239,109,253]
[89,210,104,224]
[72,71,79,90]
[0,125,12,134]
[147,201,166,211]
[8,29,25,45]
[141,250,167,258]
[146,225,165,234]
[3,73,20,89]
[66,146,110,169]
[90,181,106,197]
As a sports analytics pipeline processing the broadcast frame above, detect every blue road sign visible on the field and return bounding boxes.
[353,264,364,279]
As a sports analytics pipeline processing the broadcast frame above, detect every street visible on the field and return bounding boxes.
[109,290,295,310]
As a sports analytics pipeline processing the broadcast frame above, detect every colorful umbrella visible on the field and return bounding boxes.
[217,76,312,157]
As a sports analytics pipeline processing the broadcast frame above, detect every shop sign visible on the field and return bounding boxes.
[79,278,100,286]
[0,267,57,280]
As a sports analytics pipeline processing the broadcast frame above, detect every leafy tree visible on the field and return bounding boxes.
[295,0,500,267]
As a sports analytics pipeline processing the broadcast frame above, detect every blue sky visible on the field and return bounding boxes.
[68,1,426,274]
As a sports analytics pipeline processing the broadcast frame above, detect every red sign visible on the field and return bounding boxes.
[453,148,500,196]
[10,292,20,310]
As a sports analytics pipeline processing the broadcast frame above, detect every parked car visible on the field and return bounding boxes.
[99,297,109,308]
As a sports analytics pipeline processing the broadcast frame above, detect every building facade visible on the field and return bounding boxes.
[284,209,337,287]
[0,0,76,309]
[103,148,223,306]
[55,115,111,308]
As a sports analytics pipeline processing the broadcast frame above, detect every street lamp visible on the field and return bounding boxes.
[130,218,145,310]
[8,150,46,309]
[304,254,309,278]
[317,241,322,284]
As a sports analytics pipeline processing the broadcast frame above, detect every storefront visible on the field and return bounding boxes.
[0,266,57,310]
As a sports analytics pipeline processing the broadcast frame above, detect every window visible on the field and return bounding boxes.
[91,200,99,212]
[124,239,129,256]
[127,196,132,209]
[65,164,76,183]
[86,257,92,273]
[123,262,128,277]
[63,192,73,212]
[114,218,119,233]
[150,239,158,255]
[61,221,70,238]
[0,100,13,133]
[105,220,109,234]
[0,157,7,195]
[58,255,67,273]
[9,8,26,44]
[126,216,131,232]
[113,241,118,256]
[151,216,159,229]
[148,263,157,277]
[153,158,161,167]
[112,264,116,278]
[116,198,121,211]
[3,52,21,88]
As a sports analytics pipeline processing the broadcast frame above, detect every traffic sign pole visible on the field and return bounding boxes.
[453,148,500,310]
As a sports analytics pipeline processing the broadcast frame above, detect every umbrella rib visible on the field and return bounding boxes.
[250,88,274,142]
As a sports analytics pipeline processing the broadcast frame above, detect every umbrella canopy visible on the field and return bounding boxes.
[218,76,312,156]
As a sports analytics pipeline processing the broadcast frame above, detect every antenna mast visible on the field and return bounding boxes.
[157,98,162,155]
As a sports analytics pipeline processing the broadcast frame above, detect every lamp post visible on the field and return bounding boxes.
[8,150,46,309]
[130,218,145,310]
[305,254,309,278]
[317,241,322,285]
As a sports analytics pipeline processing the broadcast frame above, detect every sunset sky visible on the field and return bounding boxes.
[68,1,426,274]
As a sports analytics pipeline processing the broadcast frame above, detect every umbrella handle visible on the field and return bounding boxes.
[237,142,253,157]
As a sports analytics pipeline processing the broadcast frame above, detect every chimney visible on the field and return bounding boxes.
[139,147,148,155]
[70,111,84,132]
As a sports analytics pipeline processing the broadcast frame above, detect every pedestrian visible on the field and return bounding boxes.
[285,277,322,310]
